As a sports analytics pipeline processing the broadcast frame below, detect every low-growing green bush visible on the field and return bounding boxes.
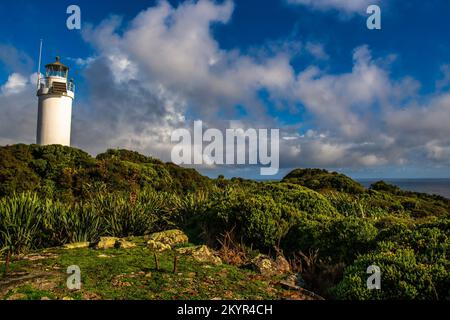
[257,183,339,218]
[332,249,450,300]
[283,217,378,263]
[198,189,301,249]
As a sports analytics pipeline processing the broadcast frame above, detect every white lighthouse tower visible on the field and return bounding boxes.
[36,56,75,146]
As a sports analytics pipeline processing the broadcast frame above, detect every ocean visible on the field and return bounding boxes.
[358,179,450,199]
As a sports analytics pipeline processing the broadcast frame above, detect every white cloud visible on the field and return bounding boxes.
[0,73,36,145]
[1,0,450,175]
[294,45,399,138]
[1,73,29,96]
[0,45,33,74]
[436,65,450,91]
[385,93,450,144]
[81,0,296,121]
[305,42,329,60]
[423,141,450,165]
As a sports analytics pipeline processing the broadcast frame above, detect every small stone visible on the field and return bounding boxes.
[64,242,90,250]
[41,297,51,300]
[117,240,136,249]
[96,237,119,249]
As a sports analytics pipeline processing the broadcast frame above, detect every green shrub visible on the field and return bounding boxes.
[325,191,397,218]
[257,183,339,218]
[96,149,163,165]
[283,169,366,194]
[376,223,450,264]
[333,249,450,300]
[283,217,378,263]
[238,195,300,248]
[201,189,300,249]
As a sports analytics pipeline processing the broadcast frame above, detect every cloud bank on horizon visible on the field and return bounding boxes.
[0,0,449,178]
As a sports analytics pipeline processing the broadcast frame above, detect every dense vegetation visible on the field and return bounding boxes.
[1,144,449,300]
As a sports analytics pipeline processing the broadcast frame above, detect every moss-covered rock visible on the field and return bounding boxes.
[117,240,136,249]
[147,240,171,252]
[177,245,222,266]
[146,230,189,247]
[64,242,90,250]
[250,254,291,276]
[96,237,119,249]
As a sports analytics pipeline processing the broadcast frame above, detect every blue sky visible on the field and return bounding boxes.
[1,0,449,91]
[1,0,450,179]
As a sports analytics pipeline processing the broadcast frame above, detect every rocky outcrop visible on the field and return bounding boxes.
[177,245,222,266]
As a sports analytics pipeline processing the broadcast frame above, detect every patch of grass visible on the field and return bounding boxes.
[2,241,288,300]
[5,284,57,300]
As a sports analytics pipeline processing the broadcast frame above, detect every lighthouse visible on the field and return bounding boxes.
[36,57,75,146]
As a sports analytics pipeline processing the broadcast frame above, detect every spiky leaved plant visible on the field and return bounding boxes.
[41,199,101,245]
[0,193,42,275]
[138,189,182,231]
[68,202,102,243]
[93,191,158,237]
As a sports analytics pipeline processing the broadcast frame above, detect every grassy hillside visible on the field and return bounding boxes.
[1,145,449,300]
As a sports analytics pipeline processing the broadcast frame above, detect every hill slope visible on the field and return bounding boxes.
[0,144,211,200]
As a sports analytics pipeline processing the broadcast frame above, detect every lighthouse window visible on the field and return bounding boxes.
[47,69,67,78]
[46,65,68,78]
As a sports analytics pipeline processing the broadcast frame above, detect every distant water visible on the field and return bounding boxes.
[358,179,450,199]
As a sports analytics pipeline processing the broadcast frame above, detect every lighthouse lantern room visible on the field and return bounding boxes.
[36,56,75,146]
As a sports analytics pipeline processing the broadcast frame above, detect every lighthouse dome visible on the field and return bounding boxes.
[45,56,69,78]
